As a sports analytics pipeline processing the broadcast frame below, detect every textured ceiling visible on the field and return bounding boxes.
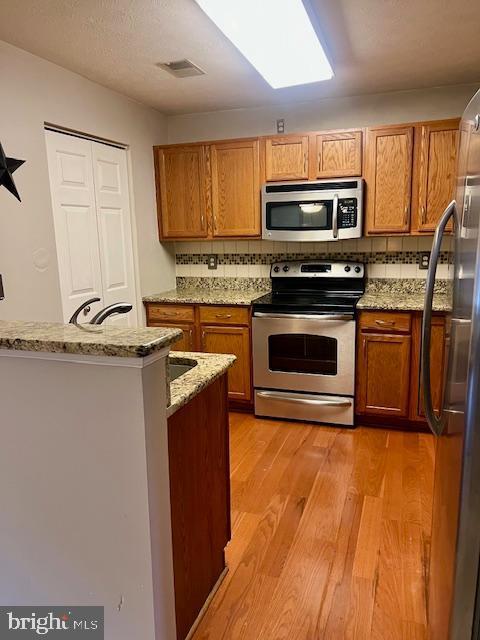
[0,0,479,114]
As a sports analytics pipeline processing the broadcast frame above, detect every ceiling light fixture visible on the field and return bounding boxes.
[194,0,333,89]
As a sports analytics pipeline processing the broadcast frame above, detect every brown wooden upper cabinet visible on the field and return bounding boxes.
[210,139,260,237]
[365,118,459,235]
[412,119,459,233]
[365,125,414,235]
[154,118,459,240]
[263,129,363,182]
[154,139,260,240]
[264,134,309,181]
[154,145,210,239]
[313,129,362,178]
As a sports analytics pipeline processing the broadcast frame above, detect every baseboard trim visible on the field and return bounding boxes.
[184,566,229,640]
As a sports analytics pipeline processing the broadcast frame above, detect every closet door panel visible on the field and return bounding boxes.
[45,130,103,323]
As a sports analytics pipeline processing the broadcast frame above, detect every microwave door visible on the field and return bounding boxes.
[266,200,333,232]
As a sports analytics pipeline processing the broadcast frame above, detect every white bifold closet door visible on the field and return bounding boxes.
[45,130,137,326]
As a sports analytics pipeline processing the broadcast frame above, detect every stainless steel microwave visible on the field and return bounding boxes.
[261,178,364,242]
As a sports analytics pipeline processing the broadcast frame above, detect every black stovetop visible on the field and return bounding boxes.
[252,291,363,315]
[252,260,365,315]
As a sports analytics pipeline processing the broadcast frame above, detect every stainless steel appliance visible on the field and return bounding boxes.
[261,178,363,241]
[252,260,365,425]
[421,89,480,639]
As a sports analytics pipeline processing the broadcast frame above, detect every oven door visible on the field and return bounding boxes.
[252,313,355,395]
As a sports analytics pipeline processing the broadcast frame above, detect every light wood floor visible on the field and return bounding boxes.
[192,412,435,640]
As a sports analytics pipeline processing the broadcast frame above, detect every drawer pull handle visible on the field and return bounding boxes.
[375,319,395,326]
[162,311,180,317]
[215,313,232,319]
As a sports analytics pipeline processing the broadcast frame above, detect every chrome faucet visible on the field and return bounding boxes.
[69,297,101,325]
[89,302,133,325]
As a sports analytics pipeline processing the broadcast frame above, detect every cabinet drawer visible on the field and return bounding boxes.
[147,304,195,323]
[359,311,411,333]
[199,305,249,326]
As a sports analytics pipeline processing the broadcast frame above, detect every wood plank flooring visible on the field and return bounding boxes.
[192,413,435,640]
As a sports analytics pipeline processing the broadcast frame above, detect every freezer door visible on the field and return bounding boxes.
[425,92,480,640]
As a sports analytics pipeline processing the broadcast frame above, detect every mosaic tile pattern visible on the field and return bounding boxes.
[176,251,452,266]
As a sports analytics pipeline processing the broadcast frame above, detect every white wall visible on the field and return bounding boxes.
[0,40,175,322]
[167,83,479,143]
[0,349,176,640]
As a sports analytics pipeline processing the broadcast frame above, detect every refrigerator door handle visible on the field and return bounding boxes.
[421,199,456,436]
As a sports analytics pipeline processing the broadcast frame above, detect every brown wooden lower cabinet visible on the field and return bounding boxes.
[357,332,412,418]
[145,302,253,404]
[200,325,251,402]
[149,321,197,352]
[356,310,447,429]
[168,374,230,640]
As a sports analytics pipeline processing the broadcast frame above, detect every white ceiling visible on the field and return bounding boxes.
[0,0,479,115]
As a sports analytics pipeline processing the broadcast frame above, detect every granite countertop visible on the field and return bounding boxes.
[357,278,452,313]
[0,320,182,358]
[357,292,452,312]
[143,288,269,306]
[167,351,236,417]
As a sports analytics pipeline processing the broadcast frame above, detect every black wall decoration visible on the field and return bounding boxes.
[0,141,25,202]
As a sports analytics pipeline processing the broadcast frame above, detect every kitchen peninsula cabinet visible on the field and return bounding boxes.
[356,310,447,429]
[168,374,230,640]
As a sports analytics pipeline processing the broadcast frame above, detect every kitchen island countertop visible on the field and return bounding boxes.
[0,320,182,358]
[167,351,236,417]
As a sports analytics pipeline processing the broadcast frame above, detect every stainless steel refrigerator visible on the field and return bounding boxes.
[422,88,480,639]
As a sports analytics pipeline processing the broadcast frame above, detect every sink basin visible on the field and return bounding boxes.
[169,361,196,382]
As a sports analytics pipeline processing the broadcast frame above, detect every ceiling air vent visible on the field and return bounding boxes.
[157,59,205,78]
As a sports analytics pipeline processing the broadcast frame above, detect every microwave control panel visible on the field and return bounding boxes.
[338,198,357,228]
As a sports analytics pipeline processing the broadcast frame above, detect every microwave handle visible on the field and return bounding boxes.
[333,193,339,239]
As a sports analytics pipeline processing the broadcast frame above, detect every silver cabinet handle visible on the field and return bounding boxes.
[333,193,339,239]
[253,312,353,321]
[421,199,456,436]
[257,391,352,408]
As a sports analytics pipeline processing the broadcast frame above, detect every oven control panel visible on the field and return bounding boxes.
[338,198,357,229]
[270,261,364,278]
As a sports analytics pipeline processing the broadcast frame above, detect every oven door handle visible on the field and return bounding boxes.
[253,312,354,321]
[257,391,352,408]
[333,193,339,239]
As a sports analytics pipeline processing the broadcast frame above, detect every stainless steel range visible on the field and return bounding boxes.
[252,260,365,426]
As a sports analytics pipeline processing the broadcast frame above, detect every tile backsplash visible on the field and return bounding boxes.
[174,236,453,280]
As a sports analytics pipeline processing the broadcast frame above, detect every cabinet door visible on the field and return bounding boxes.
[147,321,196,352]
[200,325,251,401]
[155,145,209,239]
[414,120,459,233]
[365,126,414,234]
[357,332,412,417]
[314,130,362,178]
[168,375,230,640]
[210,139,260,237]
[410,315,447,421]
[264,135,309,181]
